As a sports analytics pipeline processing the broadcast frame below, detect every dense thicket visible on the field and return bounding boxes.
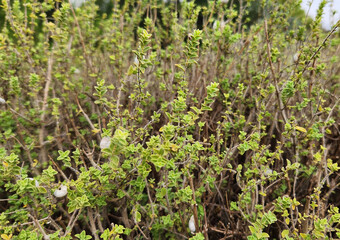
[0,0,339,239]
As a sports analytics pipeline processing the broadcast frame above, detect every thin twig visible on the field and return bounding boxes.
[38,52,54,163]
[88,207,100,240]
[135,222,149,239]
[49,155,69,182]
[144,178,155,227]
[75,96,95,131]
[302,20,340,75]
[63,209,82,237]
[187,169,199,233]
[8,107,38,125]
[28,213,49,240]
[264,20,288,124]
[68,0,93,72]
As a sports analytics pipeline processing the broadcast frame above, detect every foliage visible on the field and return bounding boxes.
[0,0,339,239]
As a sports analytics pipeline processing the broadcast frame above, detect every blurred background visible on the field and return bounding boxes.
[301,0,340,30]
[69,0,340,30]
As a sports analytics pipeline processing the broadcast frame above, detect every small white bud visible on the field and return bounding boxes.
[134,55,146,65]
[134,56,139,65]
[264,168,273,176]
[213,20,226,31]
[220,21,226,30]
[0,97,5,104]
[189,215,196,233]
[28,178,40,187]
[293,53,300,63]
[100,136,111,149]
[54,185,68,198]
[213,21,218,30]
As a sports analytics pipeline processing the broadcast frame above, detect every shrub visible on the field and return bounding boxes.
[0,0,339,239]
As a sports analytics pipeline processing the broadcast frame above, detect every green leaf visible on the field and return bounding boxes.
[127,65,136,75]
[189,233,205,240]
[175,64,185,71]
[257,232,269,239]
[230,201,239,211]
[150,154,166,171]
[295,126,307,133]
[282,229,289,238]
[134,210,141,223]
[75,230,92,240]
[249,226,257,234]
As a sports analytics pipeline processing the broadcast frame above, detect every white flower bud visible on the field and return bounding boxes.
[100,136,111,149]
[0,97,5,104]
[213,21,218,30]
[134,56,139,65]
[134,55,146,65]
[189,215,196,233]
[264,168,273,176]
[213,20,226,31]
[54,185,68,198]
[28,178,40,187]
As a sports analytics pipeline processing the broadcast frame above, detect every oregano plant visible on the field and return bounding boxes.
[0,0,339,239]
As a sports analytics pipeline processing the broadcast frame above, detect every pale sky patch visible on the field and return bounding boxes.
[301,0,340,30]
[69,0,87,9]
